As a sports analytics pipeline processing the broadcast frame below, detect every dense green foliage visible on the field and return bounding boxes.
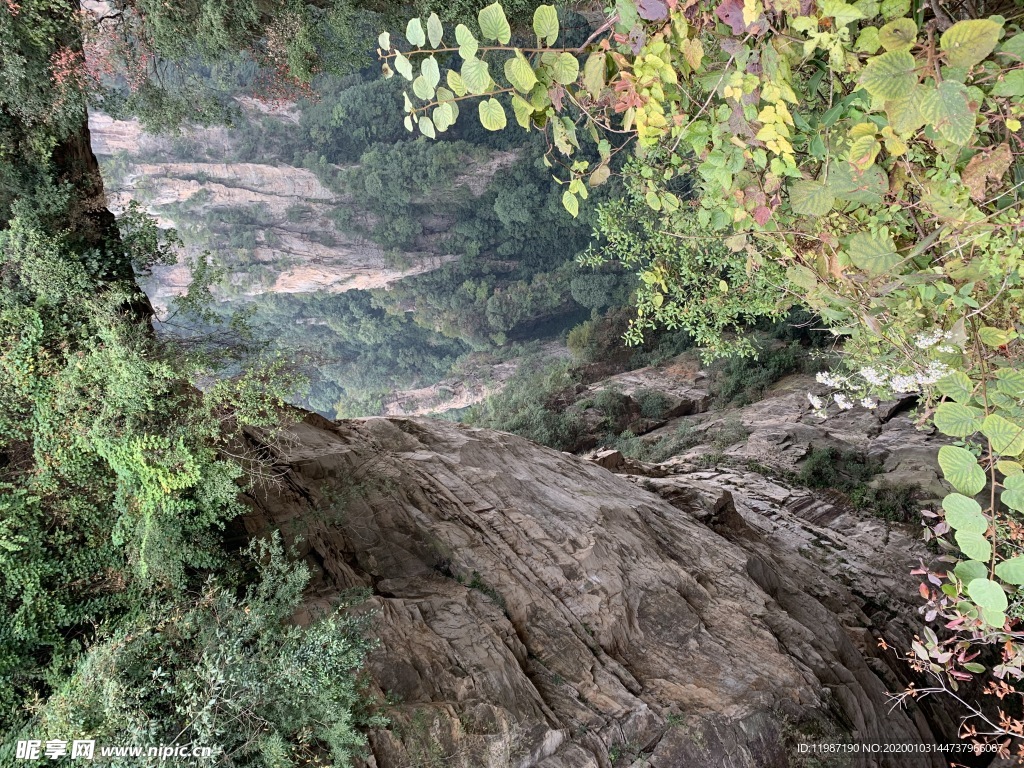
[21,536,380,767]
[1,3,384,759]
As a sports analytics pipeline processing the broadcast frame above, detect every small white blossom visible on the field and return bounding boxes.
[816,371,844,387]
[807,393,824,410]
[834,393,854,410]
[890,374,919,393]
[859,367,887,387]
[936,345,956,354]
[861,397,877,410]
[916,360,951,386]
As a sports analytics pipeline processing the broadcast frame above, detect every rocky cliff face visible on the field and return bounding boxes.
[87,111,483,312]
[241,406,955,768]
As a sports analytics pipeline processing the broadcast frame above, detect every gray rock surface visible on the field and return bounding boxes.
[242,413,952,768]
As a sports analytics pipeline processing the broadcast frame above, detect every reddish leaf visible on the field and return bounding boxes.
[919,582,931,599]
[753,205,772,226]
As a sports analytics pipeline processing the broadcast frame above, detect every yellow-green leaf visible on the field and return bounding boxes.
[936,371,974,404]
[427,12,444,47]
[478,2,511,44]
[860,50,917,101]
[447,70,468,97]
[938,445,986,496]
[533,5,559,45]
[982,413,1024,457]
[550,52,580,85]
[418,115,435,138]
[789,180,834,215]
[847,230,899,275]
[406,17,426,47]
[562,190,579,217]
[920,80,976,145]
[455,24,478,59]
[979,326,1016,347]
[583,53,606,99]
[478,97,507,131]
[394,51,414,81]
[504,53,538,93]
[878,18,917,50]
[940,18,1002,69]
[461,57,490,95]
[511,94,533,129]
[934,402,984,437]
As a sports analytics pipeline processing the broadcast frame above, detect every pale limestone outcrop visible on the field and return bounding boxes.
[242,414,951,768]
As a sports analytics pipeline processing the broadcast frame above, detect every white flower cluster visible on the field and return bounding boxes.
[816,371,844,387]
[859,366,887,387]
[834,393,854,410]
[914,329,953,349]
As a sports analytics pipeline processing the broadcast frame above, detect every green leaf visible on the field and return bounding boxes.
[854,27,881,53]
[884,92,927,134]
[403,114,414,132]
[406,17,426,47]
[786,265,818,291]
[940,18,1002,69]
[963,662,986,674]
[418,115,436,138]
[979,326,1016,347]
[936,371,973,404]
[1002,488,1024,512]
[461,57,491,95]
[938,445,986,496]
[378,31,391,50]
[447,70,468,97]
[942,493,987,533]
[997,460,1023,476]
[995,556,1024,585]
[847,230,899,275]
[920,80,976,145]
[432,102,455,132]
[478,98,507,131]
[421,56,440,89]
[511,94,533,129]
[879,0,909,18]
[478,2,511,44]
[991,70,1024,97]
[982,413,1024,457]
[394,51,414,81]
[934,402,984,437]
[550,52,580,85]
[968,577,1008,612]
[789,180,834,216]
[991,370,1024,399]
[455,24,479,59]
[982,608,1006,628]
[1006,473,1024,490]
[533,5,559,45]
[427,12,444,47]
[879,18,917,51]
[583,53,606,99]
[954,559,988,584]
[412,74,435,100]
[820,0,864,27]
[828,163,887,204]
[504,53,538,94]
[999,32,1024,61]
[860,50,917,101]
[562,190,579,217]
[956,531,992,561]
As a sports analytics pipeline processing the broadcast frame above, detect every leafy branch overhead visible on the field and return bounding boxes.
[380,0,1024,749]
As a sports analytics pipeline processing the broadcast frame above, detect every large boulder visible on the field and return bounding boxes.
[241,414,950,768]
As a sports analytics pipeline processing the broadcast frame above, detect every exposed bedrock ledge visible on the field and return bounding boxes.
[241,415,953,768]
